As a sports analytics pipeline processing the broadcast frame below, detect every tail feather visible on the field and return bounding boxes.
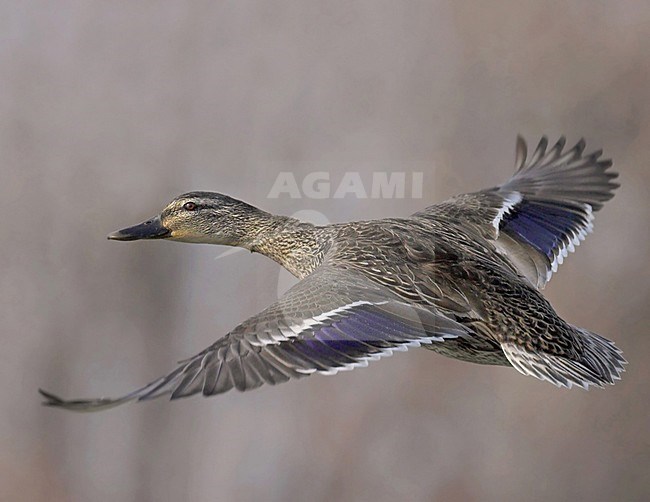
[502,326,626,389]
[577,328,627,385]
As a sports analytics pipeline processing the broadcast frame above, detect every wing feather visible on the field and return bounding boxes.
[40,266,469,411]
[418,136,618,288]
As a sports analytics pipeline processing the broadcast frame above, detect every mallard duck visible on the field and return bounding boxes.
[40,136,625,411]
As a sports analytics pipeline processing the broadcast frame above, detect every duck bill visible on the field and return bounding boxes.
[107,215,171,241]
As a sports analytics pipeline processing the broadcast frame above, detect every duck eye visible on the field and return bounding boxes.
[183,202,197,211]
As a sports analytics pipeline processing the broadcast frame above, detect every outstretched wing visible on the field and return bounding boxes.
[417,136,618,288]
[40,266,469,411]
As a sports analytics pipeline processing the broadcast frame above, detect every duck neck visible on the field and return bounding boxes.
[244,214,329,279]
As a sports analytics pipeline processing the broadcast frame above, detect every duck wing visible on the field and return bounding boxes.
[416,136,618,288]
[39,266,469,411]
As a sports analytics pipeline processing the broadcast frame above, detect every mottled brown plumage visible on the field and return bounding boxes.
[40,136,625,411]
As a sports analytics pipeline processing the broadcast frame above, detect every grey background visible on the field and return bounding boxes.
[1,1,649,501]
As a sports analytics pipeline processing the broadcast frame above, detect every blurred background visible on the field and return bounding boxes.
[1,1,649,501]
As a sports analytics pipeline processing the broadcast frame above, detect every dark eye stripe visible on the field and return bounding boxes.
[181,202,217,212]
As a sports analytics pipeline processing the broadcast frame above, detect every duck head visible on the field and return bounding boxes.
[107,192,271,247]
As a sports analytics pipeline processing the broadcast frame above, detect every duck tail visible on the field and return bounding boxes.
[572,327,627,386]
[502,326,626,389]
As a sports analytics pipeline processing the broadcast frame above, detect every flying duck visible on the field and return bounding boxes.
[40,136,625,411]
